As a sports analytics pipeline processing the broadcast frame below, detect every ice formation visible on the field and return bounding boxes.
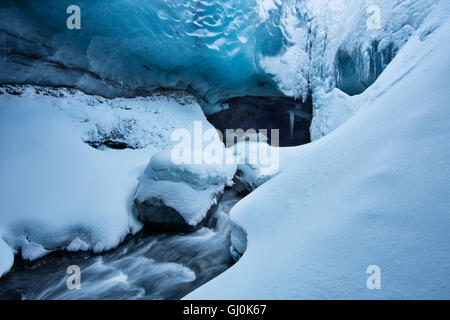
[0,0,298,113]
[1,0,432,114]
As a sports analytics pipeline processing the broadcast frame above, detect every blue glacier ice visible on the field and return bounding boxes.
[0,0,442,114]
[0,0,299,113]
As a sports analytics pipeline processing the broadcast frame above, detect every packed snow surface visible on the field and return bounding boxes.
[0,86,212,277]
[187,3,450,299]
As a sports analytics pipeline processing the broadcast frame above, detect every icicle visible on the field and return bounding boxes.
[289,111,295,140]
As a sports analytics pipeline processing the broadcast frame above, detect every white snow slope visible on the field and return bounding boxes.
[187,6,450,299]
[0,86,214,277]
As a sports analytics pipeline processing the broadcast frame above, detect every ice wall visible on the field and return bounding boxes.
[308,0,439,95]
[0,0,442,114]
[0,0,299,113]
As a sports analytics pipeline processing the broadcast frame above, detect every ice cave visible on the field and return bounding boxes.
[0,0,449,301]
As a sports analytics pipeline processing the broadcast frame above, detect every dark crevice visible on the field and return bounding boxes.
[207,95,313,147]
[86,140,135,150]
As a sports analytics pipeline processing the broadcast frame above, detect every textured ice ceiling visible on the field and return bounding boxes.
[0,0,304,113]
[0,0,439,113]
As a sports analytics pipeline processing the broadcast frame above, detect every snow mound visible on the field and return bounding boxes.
[187,6,450,299]
[0,85,212,277]
[134,147,237,228]
[231,140,280,193]
[149,148,236,189]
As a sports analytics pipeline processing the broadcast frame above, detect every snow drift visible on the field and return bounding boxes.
[0,86,213,277]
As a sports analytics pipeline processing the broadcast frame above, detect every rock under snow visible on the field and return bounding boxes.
[229,131,304,193]
[231,139,281,193]
[134,146,237,230]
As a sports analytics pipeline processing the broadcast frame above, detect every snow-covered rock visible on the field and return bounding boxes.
[134,146,237,229]
[187,4,450,299]
[0,85,212,276]
[232,140,280,193]
[230,131,304,193]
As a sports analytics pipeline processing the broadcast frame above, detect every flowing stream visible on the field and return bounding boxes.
[0,189,242,300]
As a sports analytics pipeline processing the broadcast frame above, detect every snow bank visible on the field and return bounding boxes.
[134,146,237,228]
[0,86,211,276]
[306,0,448,140]
[187,6,450,299]
[311,0,450,140]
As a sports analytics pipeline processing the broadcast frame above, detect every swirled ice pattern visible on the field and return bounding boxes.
[0,0,300,113]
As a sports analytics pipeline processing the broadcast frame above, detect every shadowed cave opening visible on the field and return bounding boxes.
[207,95,313,147]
